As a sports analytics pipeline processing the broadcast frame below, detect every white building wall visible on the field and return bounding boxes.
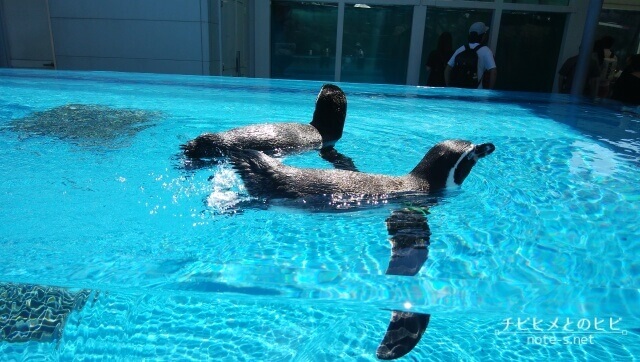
[48,0,219,75]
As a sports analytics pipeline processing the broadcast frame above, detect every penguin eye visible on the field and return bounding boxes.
[465,147,477,161]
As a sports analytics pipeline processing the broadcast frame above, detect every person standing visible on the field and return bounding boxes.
[594,36,618,98]
[557,49,600,97]
[425,32,453,87]
[444,22,497,89]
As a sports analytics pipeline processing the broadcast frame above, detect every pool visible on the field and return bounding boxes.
[0,69,638,361]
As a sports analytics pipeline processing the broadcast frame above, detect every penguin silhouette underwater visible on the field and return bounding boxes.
[180,84,357,171]
[227,139,495,359]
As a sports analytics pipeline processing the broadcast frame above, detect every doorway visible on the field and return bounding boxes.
[220,0,248,76]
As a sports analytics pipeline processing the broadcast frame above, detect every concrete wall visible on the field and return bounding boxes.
[48,0,220,75]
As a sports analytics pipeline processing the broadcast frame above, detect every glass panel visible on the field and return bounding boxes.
[420,8,493,86]
[596,9,640,73]
[219,0,248,76]
[504,0,569,5]
[494,11,566,92]
[341,5,413,84]
[271,2,338,81]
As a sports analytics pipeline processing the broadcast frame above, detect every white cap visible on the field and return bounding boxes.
[469,22,489,35]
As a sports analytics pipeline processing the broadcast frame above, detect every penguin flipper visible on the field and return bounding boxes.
[319,146,359,172]
[376,311,430,360]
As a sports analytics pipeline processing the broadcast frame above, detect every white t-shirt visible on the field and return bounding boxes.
[447,43,497,89]
[599,49,618,83]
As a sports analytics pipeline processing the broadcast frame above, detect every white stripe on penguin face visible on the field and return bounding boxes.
[445,146,475,188]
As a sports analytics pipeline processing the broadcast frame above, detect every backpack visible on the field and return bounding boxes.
[450,44,484,88]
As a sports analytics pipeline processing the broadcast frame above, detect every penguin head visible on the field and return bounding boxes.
[310,84,347,147]
[410,140,495,190]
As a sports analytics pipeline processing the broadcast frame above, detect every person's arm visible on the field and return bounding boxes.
[444,65,452,86]
[481,49,497,89]
[486,68,497,89]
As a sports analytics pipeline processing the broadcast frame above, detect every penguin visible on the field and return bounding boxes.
[180,84,357,171]
[228,139,495,359]
[228,139,495,199]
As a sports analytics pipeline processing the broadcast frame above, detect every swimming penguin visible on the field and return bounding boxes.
[228,139,495,359]
[228,139,495,199]
[180,84,357,171]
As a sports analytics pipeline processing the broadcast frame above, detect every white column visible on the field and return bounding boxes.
[571,0,602,96]
[406,5,426,85]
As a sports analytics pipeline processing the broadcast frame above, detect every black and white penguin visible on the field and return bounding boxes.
[180,84,356,170]
[228,139,495,199]
[228,139,495,360]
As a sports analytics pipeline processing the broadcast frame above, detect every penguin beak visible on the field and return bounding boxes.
[474,143,495,158]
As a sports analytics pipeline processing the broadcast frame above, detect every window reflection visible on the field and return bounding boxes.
[495,11,566,92]
[420,8,493,86]
[596,9,640,70]
[342,5,413,84]
[504,0,569,5]
[271,2,338,81]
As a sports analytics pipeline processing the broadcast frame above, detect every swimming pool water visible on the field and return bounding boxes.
[0,69,639,361]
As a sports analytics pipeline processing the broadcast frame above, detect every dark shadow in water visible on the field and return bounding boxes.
[353,89,640,164]
[0,283,92,343]
[168,280,281,297]
[486,91,640,162]
[4,104,163,149]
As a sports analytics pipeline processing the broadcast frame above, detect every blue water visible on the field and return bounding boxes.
[0,69,639,361]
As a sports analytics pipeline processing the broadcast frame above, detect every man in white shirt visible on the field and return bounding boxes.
[444,22,497,89]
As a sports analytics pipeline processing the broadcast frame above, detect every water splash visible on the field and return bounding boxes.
[206,163,249,214]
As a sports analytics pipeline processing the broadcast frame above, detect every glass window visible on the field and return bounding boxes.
[420,8,493,86]
[271,2,338,81]
[596,9,640,71]
[341,5,413,84]
[503,0,569,4]
[494,11,566,92]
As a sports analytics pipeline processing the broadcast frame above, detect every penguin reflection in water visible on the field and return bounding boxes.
[227,139,495,359]
[180,84,357,172]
